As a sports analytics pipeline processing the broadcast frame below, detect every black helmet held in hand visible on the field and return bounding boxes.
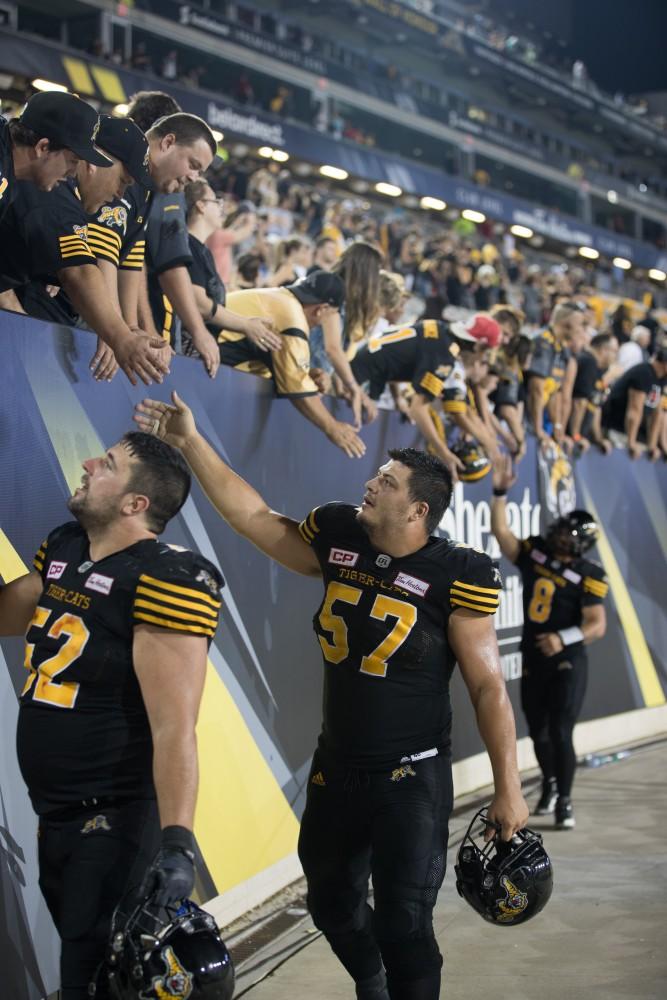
[453,440,491,482]
[545,509,598,557]
[455,808,553,926]
[100,893,235,999]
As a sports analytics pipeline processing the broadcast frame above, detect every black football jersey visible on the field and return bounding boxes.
[17,521,223,816]
[350,319,461,402]
[515,536,608,651]
[298,503,501,769]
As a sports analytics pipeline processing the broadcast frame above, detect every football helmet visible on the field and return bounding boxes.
[455,808,553,926]
[545,509,598,557]
[453,441,491,482]
[100,894,235,999]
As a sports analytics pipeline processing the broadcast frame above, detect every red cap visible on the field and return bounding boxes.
[450,314,502,349]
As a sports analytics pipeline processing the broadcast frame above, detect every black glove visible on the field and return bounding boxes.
[141,826,196,906]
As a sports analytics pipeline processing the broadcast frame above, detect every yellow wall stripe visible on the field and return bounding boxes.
[62,56,95,95]
[582,488,665,707]
[0,528,29,582]
[90,64,126,103]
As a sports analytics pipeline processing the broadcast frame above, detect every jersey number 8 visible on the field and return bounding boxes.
[317,581,417,677]
[527,578,556,625]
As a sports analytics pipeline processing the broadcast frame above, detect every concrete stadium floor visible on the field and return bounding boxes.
[238,740,667,1000]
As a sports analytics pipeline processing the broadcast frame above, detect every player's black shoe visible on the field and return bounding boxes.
[555,796,575,829]
[534,778,558,815]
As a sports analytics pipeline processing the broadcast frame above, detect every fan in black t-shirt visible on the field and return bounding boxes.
[602,342,667,459]
[569,332,618,453]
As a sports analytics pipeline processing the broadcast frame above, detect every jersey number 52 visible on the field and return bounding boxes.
[22,607,91,709]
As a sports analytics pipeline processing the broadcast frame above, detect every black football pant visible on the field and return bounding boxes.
[298,748,453,1000]
[521,648,588,798]
[37,798,160,1000]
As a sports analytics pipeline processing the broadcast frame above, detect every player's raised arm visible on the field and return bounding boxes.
[489,455,521,563]
[135,392,321,576]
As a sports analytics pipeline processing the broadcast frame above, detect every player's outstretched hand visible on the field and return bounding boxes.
[115,330,173,386]
[243,316,282,352]
[327,420,366,459]
[485,788,529,843]
[89,336,119,382]
[492,452,517,493]
[189,329,220,378]
[135,391,198,450]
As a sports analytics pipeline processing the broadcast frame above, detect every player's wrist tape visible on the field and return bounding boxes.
[557,626,584,646]
[161,825,196,858]
[492,488,508,497]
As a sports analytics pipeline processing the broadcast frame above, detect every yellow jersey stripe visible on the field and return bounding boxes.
[134,611,214,636]
[450,588,498,606]
[58,235,88,244]
[87,243,119,264]
[423,319,439,338]
[87,224,122,246]
[299,518,315,541]
[420,372,444,397]
[298,521,313,544]
[120,259,144,268]
[135,585,219,617]
[443,400,466,412]
[452,579,501,595]
[307,509,320,535]
[60,248,95,259]
[134,598,219,627]
[138,573,221,607]
[33,559,44,571]
[451,598,498,614]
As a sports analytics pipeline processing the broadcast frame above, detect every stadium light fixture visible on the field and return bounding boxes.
[578,246,599,260]
[612,257,632,270]
[510,224,534,239]
[648,268,666,281]
[32,79,67,93]
[320,165,348,180]
[271,149,289,162]
[258,146,274,158]
[420,196,447,211]
[375,182,402,197]
[461,209,486,223]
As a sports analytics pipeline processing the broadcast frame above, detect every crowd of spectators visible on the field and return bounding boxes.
[0,89,665,470]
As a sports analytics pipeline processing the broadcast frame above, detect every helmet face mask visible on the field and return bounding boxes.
[545,509,598,558]
[100,894,235,1000]
[455,808,553,926]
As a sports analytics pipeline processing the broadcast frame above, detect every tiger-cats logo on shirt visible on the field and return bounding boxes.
[98,204,128,228]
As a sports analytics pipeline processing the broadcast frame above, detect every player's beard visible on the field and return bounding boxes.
[67,488,121,531]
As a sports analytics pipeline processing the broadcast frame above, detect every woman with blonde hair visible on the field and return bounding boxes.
[310,241,383,427]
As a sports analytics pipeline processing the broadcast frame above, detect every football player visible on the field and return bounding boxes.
[490,456,608,829]
[135,391,528,1000]
[0,432,223,1000]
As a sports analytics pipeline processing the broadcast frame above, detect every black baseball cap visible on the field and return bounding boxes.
[287,270,345,310]
[96,116,153,189]
[19,92,112,166]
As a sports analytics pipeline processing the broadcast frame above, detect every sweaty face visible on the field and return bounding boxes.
[357,460,415,533]
[67,442,137,530]
[35,148,80,191]
[152,136,213,193]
